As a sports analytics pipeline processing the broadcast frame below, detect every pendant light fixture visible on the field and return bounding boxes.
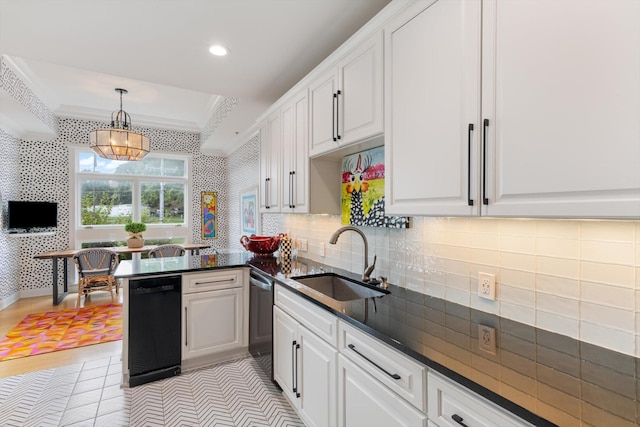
[89,88,150,161]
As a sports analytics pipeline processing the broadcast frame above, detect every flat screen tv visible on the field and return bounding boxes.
[7,201,58,230]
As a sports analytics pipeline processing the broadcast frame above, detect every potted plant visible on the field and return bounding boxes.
[125,222,147,248]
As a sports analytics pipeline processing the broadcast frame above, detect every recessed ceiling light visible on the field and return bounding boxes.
[209,45,229,56]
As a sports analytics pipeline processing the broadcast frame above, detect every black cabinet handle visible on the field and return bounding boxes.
[292,340,297,395]
[294,341,301,398]
[290,171,296,209]
[482,118,489,205]
[184,307,188,347]
[264,178,270,209]
[348,344,400,380]
[452,414,469,427]
[336,89,342,140]
[332,93,337,142]
[467,123,474,206]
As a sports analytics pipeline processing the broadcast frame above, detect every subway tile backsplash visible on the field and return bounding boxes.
[265,214,640,357]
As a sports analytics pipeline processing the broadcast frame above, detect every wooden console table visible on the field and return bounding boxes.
[35,243,211,305]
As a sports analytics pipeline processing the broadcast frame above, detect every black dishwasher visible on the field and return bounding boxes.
[128,275,181,387]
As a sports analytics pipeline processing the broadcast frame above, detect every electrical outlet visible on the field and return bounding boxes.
[299,239,308,252]
[478,324,496,354]
[478,272,496,300]
[319,242,325,257]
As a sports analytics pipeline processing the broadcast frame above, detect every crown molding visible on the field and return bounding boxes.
[55,105,201,133]
[2,55,58,110]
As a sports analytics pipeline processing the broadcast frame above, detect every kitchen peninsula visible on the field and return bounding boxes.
[115,253,636,426]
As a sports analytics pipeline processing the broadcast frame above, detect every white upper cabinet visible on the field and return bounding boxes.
[385,0,640,218]
[309,31,384,157]
[259,111,282,213]
[384,0,481,216]
[284,90,342,214]
[482,0,640,217]
[281,90,310,213]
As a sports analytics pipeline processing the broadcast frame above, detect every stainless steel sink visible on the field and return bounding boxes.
[294,273,388,301]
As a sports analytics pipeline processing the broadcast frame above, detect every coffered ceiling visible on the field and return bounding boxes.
[0,0,391,154]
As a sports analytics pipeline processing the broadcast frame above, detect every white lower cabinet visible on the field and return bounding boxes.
[338,355,427,427]
[274,285,534,427]
[428,371,532,427]
[273,305,338,427]
[182,269,248,367]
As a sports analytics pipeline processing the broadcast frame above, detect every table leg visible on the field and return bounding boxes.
[63,258,69,292]
[51,256,68,306]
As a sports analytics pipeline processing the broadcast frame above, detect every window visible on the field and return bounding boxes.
[73,149,191,251]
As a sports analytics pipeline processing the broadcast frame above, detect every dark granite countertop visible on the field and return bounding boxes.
[116,252,639,427]
[114,251,250,278]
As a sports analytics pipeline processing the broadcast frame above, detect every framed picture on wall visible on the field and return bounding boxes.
[240,187,258,235]
[201,191,217,239]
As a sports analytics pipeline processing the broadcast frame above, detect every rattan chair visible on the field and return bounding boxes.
[73,248,119,305]
[148,244,186,258]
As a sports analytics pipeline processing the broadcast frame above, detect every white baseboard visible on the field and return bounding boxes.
[0,292,20,311]
[19,288,53,299]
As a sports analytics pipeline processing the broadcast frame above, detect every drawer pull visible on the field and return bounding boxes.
[452,414,469,427]
[348,343,401,380]
[194,278,235,285]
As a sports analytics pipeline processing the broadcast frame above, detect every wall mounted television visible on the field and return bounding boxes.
[7,201,58,231]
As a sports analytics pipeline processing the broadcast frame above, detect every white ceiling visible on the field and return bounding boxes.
[0,0,391,154]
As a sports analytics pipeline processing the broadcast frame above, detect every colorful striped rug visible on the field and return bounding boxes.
[0,304,122,361]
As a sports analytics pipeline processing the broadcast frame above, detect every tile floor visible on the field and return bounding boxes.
[0,355,304,427]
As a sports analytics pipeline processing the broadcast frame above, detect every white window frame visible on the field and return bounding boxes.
[70,147,192,248]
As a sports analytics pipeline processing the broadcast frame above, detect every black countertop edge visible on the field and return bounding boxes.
[115,262,250,278]
[263,267,557,427]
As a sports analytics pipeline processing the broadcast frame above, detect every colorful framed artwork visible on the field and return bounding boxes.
[341,146,409,228]
[201,191,217,239]
[240,187,258,235]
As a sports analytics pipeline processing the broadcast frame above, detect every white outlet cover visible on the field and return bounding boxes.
[478,272,496,300]
[478,324,497,355]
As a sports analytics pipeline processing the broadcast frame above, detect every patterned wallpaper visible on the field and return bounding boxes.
[200,97,240,144]
[0,128,21,308]
[227,135,259,252]
[10,118,227,297]
[0,57,57,134]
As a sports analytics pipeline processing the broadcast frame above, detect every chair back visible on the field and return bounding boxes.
[73,248,119,278]
[149,244,186,258]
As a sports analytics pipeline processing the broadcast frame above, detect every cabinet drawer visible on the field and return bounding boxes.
[338,321,426,412]
[428,371,532,427]
[338,354,427,427]
[183,269,244,294]
[274,285,338,347]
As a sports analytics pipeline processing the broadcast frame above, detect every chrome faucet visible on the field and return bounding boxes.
[329,225,376,282]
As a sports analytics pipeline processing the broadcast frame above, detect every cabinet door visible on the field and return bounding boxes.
[482,0,640,217]
[281,90,309,213]
[182,288,244,360]
[338,31,384,146]
[298,325,338,427]
[259,120,270,211]
[338,355,427,427]
[260,111,281,212]
[309,68,339,156]
[273,306,299,403]
[384,0,482,216]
